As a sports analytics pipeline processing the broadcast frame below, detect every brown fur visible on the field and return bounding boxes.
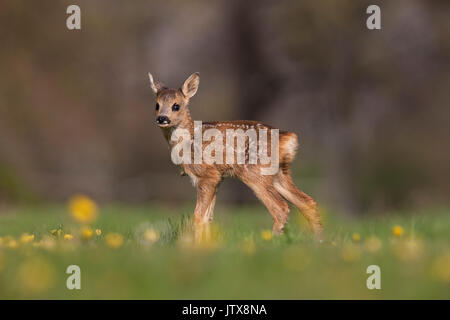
[148,72,323,241]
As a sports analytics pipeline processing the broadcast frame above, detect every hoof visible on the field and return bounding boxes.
[272,225,285,235]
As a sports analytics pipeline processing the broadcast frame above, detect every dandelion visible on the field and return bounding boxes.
[143,228,159,243]
[37,236,56,250]
[63,234,74,241]
[352,233,361,242]
[7,240,18,249]
[105,233,124,249]
[430,252,450,283]
[393,238,423,261]
[95,229,102,236]
[20,233,35,244]
[80,226,94,240]
[50,229,63,238]
[3,236,18,249]
[260,230,273,241]
[16,257,55,294]
[392,225,404,238]
[364,236,382,253]
[68,194,98,224]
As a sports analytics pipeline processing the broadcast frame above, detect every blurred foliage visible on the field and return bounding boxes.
[0,162,37,203]
[0,204,449,298]
[0,0,449,215]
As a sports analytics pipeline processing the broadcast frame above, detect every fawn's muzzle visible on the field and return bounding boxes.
[156,116,171,125]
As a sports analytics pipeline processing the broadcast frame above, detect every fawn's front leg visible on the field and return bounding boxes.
[243,176,290,235]
[193,178,219,243]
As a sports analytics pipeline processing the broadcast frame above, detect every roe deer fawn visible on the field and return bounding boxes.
[148,72,323,241]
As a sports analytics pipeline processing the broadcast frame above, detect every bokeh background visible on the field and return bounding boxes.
[1,0,449,215]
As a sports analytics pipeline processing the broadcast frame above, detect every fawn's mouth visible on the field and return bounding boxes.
[156,116,171,127]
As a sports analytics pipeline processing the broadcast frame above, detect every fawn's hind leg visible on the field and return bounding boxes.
[274,172,323,240]
[244,177,290,235]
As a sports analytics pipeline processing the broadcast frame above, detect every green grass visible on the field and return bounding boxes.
[0,203,449,299]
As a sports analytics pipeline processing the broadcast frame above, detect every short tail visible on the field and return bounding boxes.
[279,132,298,174]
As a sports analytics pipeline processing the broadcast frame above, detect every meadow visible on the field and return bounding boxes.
[0,198,449,299]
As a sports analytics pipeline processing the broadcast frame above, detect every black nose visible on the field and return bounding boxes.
[156,116,171,125]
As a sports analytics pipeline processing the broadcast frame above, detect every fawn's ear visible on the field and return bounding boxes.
[181,72,200,98]
[148,73,164,94]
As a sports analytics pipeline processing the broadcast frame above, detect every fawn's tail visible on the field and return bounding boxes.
[279,132,298,174]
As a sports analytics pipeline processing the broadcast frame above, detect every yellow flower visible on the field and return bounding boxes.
[352,233,361,242]
[80,226,94,240]
[63,234,74,240]
[36,236,57,250]
[3,236,18,249]
[95,229,102,236]
[393,238,423,261]
[16,257,55,294]
[364,236,382,253]
[7,239,18,249]
[143,228,160,243]
[431,252,450,283]
[20,233,35,244]
[51,229,63,237]
[105,233,124,249]
[260,230,273,241]
[392,225,404,238]
[68,194,98,224]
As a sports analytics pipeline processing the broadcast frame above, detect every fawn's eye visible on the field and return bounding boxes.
[155,103,159,111]
[172,104,180,112]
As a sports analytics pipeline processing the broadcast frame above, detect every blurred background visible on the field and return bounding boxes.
[0,0,449,215]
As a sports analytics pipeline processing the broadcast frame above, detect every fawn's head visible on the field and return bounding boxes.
[148,72,200,128]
